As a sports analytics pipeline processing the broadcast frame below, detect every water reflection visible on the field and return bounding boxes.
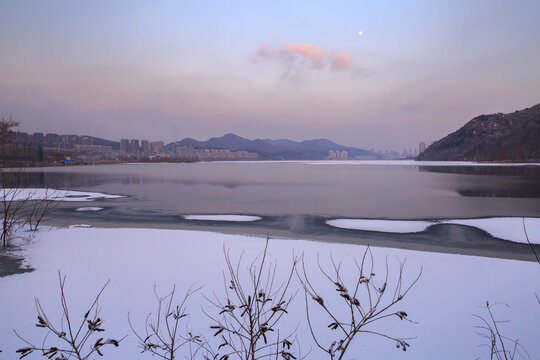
[2,164,539,203]
[418,165,540,178]
[419,165,540,198]
[6,171,324,190]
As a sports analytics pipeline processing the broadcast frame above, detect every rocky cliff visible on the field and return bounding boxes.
[418,103,540,161]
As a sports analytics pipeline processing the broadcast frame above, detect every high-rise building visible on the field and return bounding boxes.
[150,141,164,153]
[33,132,44,143]
[129,139,139,153]
[174,144,195,158]
[120,139,129,152]
[81,136,93,145]
[419,141,426,154]
[44,133,61,147]
[141,140,150,153]
[329,150,337,160]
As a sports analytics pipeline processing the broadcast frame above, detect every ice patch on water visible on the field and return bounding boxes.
[326,219,434,233]
[183,215,262,222]
[445,217,540,245]
[75,207,104,212]
[326,217,540,244]
[3,188,124,202]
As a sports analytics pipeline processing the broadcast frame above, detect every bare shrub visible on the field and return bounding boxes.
[14,273,122,359]
[296,246,421,359]
[1,184,30,247]
[203,236,301,360]
[1,170,61,246]
[128,285,203,360]
[473,301,530,360]
[27,187,61,231]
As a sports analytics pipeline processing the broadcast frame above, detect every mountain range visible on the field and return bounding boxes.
[165,133,379,160]
[418,103,540,162]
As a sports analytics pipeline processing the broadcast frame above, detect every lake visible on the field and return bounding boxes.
[12,160,540,259]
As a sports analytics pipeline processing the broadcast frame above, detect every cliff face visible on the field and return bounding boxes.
[418,103,540,161]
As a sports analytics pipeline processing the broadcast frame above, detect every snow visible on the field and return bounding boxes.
[445,217,540,245]
[3,188,124,202]
[183,214,262,222]
[75,207,104,212]
[326,217,540,244]
[326,219,434,233]
[304,160,540,166]
[0,227,538,359]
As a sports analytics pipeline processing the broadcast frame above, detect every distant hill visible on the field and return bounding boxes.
[165,133,378,160]
[418,103,540,162]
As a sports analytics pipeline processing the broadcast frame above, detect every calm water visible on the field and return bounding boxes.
[15,161,540,219]
[5,161,538,259]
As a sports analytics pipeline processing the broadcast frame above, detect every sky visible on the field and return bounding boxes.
[1,0,539,151]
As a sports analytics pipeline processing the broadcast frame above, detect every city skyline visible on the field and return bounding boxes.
[9,128,422,156]
[1,1,539,151]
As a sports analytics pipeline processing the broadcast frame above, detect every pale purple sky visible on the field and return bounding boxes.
[1,0,539,151]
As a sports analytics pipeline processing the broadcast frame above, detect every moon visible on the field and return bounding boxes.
[358,31,364,36]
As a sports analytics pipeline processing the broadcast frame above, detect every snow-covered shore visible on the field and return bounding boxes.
[0,227,538,359]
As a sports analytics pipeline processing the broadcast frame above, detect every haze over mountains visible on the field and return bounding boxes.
[419,103,540,162]
[165,133,379,160]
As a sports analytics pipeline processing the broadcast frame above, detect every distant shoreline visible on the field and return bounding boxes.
[3,158,540,169]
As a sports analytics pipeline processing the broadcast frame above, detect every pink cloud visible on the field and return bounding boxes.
[252,43,353,71]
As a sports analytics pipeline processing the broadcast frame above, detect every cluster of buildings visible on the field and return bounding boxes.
[119,139,164,154]
[7,132,112,151]
[328,150,349,160]
[0,130,260,165]
[1,130,431,165]
[173,144,258,161]
[1,131,165,164]
[327,142,431,161]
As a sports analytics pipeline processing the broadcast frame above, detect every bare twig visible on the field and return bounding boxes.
[473,301,530,360]
[204,235,302,360]
[27,187,61,231]
[14,272,122,360]
[128,284,203,360]
[296,246,421,359]
[522,218,539,266]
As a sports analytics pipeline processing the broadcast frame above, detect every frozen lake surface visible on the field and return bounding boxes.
[0,227,538,359]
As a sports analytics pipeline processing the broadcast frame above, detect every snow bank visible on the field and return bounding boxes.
[0,227,538,359]
[326,217,540,244]
[304,160,540,166]
[75,207,104,212]
[326,219,435,233]
[3,188,124,202]
[183,214,262,222]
